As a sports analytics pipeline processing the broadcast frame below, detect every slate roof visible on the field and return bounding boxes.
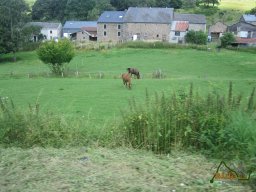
[228,22,256,32]
[26,22,61,29]
[242,14,256,22]
[97,11,125,23]
[174,13,206,24]
[175,21,189,31]
[63,21,97,33]
[209,22,227,33]
[123,7,173,24]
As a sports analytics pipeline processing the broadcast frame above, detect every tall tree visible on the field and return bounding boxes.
[64,0,96,20]
[87,0,115,20]
[156,0,182,9]
[0,0,30,59]
[32,0,68,22]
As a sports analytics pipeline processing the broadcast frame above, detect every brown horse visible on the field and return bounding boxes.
[122,73,132,89]
[127,68,140,79]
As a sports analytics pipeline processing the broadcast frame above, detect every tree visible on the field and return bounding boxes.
[37,39,75,75]
[185,30,207,45]
[64,0,96,20]
[220,33,235,48]
[21,25,42,43]
[87,0,115,20]
[246,7,256,15]
[0,0,30,59]
[32,0,68,22]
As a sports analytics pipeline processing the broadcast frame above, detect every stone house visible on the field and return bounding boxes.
[97,11,125,42]
[97,7,206,43]
[122,7,173,42]
[170,13,206,43]
[169,21,189,43]
[208,22,227,41]
[26,22,62,41]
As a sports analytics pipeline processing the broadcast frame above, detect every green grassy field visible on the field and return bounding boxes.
[219,0,256,10]
[1,48,256,125]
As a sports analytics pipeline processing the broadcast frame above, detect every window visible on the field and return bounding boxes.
[118,24,121,29]
[104,31,107,36]
[118,32,121,36]
[50,30,52,34]
[156,34,159,38]
[104,24,106,29]
[175,31,180,36]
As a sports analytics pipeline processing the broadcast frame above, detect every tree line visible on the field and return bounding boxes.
[31,0,224,22]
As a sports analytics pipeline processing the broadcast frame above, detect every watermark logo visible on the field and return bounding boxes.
[210,161,252,183]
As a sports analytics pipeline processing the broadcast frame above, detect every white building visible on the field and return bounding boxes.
[26,22,62,41]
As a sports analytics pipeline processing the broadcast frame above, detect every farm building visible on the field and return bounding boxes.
[231,37,256,47]
[169,21,189,43]
[208,22,227,41]
[63,21,97,38]
[122,7,173,42]
[25,22,62,42]
[240,14,256,26]
[228,21,256,38]
[70,27,97,41]
[171,13,206,43]
[97,7,206,43]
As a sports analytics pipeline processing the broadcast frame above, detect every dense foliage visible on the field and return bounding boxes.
[185,30,207,45]
[37,39,75,75]
[220,32,235,48]
[246,7,256,14]
[0,0,30,56]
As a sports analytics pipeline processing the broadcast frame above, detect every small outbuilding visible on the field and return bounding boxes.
[208,22,227,41]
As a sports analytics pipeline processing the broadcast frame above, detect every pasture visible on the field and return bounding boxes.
[1,47,256,191]
[1,48,256,125]
[219,0,256,10]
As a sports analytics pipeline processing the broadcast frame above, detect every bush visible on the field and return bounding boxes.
[37,39,75,75]
[220,32,235,48]
[185,30,207,45]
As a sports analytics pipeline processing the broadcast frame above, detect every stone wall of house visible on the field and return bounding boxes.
[189,24,206,32]
[97,23,123,42]
[122,23,170,42]
[169,31,186,43]
[76,32,90,41]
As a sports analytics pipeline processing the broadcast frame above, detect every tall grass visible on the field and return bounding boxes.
[119,82,256,182]
[0,97,118,148]
[119,83,256,159]
[117,41,208,51]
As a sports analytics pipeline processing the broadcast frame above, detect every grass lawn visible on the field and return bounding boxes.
[0,147,254,192]
[0,48,256,125]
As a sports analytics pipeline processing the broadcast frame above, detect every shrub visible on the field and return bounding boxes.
[220,32,235,48]
[185,30,207,45]
[37,39,75,76]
